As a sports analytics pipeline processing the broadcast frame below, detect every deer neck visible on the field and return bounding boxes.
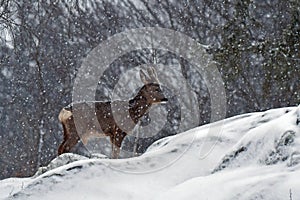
[129,95,151,124]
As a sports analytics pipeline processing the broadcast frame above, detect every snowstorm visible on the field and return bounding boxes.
[0,0,299,199]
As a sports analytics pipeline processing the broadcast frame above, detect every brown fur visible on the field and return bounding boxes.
[58,68,167,158]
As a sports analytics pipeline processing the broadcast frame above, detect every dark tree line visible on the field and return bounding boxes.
[0,0,299,179]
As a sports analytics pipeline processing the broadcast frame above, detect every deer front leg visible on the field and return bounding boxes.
[111,144,120,159]
[110,131,127,159]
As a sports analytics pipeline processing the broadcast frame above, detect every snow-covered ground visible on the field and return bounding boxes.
[1,106,300,200]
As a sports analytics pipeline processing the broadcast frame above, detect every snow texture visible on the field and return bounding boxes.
[1,106,300,200]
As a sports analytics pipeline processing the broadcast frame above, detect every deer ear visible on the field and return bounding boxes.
[140,69,149,84]
[147,66,159,83]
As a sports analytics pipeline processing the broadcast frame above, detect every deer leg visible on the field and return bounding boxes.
[58,132,80,155]
[58,115,81,155]
[111,143,120,159]
[58,142,65,155]
[110,131,127,159]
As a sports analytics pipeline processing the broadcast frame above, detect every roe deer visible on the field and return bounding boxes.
[58,67,168,158]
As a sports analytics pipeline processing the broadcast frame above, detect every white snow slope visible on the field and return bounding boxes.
[1,106,300,200]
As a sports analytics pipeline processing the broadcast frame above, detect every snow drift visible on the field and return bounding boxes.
[1,106,300,200]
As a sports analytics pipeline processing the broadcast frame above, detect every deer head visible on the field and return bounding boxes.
[138,67,168,104]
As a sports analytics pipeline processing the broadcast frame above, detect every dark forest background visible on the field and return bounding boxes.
[0,0,299,179]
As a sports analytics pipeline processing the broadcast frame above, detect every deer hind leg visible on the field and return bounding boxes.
[58,109,81,155]
[58,134,80,155]
[110,131,127,159]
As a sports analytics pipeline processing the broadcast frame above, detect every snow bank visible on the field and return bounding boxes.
[1,106,300,200]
